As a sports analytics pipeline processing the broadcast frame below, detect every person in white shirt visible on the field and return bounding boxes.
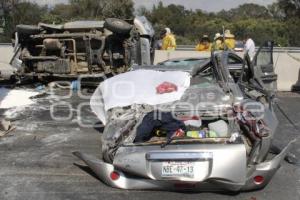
[244,35,256,61]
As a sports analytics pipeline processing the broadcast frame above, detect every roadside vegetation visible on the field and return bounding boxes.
[0,0,299,46]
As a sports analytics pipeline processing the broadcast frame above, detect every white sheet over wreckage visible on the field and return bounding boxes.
[90,69,191,125]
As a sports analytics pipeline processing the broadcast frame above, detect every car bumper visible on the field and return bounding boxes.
[73,139,295,192]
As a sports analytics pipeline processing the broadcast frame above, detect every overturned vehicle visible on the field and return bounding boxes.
[12,16,154,82]
[74,42,295,192]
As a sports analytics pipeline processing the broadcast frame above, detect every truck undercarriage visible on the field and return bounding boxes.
[12,17,154,83]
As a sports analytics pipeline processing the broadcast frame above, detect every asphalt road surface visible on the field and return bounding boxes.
[0,89,299,200]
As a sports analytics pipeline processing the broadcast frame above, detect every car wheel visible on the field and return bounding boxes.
[16,25,41,35]
[104,18,132,35]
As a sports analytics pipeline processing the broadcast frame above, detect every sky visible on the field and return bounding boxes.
[31,0,277,12]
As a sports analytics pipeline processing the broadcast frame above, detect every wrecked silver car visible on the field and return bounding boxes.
[12,16,154,82]
[74,42,295,192]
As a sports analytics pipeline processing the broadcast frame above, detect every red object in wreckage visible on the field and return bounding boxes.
[156,82,178,94]
[172,129,185,138]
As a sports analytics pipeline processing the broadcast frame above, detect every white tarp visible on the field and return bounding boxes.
[0,88,38,109]
[90,69,191,125]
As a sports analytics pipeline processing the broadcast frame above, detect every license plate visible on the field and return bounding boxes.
[162,161,195,178]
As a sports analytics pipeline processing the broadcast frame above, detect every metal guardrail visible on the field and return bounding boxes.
[176,45,300,53]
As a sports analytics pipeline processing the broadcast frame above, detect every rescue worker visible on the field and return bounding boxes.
[224,29,236,50]
[161,28,176,51]
[212,33,224,51]
[195,35,212,52]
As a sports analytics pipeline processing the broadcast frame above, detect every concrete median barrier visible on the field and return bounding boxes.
[0,44,14,64]
[0,44,15,79]
[274,52,300,91]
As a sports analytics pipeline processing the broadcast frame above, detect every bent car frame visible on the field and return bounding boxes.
[74,42,295,192]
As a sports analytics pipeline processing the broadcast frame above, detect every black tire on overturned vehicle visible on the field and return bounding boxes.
[16,25,41,35]
[104,18,132,35]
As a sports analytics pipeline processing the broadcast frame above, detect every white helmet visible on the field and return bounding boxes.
[165,27,171,34]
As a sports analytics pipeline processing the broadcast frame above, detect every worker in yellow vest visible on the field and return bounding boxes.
[212,33,224,51]
[224,29,236,50]
[161,28,176,51]
[195,35,212,52]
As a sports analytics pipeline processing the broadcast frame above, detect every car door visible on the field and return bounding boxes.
[251,41,277,92]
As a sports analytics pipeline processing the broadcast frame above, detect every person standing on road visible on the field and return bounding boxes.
[212,33,224,51]
[244,35,256,61]
[161,28,176,51]
[224,29,236,50]
[195,35,212,52]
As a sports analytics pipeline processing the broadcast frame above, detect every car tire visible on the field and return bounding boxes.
[16,25,41,35]
[104,18,132,35]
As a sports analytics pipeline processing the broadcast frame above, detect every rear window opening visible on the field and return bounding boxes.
[102,106,271,163]
[130,112,239,146]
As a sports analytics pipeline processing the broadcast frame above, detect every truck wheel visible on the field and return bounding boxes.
[16,25,41,35]
[104,18,132,35]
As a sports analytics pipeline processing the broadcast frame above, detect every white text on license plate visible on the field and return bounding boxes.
[162,162,195,178]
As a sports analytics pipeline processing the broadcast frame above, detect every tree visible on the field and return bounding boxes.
[69,0,134,20]
[11,2,47,25]
[144,2,295,46]
[49,3,73,22]
[285,18,300,46]
[278,0,300,18]
[0,0,19,40]
[147,3,193,37]
[0,0,298,46]
[217,3,272,21]
[268,3,285,20]
[0,1,47,41]
[277,0,300,46]
[136,6,150,16]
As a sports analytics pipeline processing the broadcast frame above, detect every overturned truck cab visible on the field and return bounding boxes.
[11,16,155,83]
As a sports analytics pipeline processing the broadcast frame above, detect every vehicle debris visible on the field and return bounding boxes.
[134,111,186,143]
[11,16,155,84]
[74,42,296,192]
